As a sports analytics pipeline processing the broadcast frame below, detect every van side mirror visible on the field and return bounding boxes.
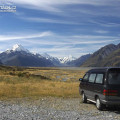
[79,78,83,81]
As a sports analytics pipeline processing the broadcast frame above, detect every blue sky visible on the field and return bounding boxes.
[0,0,120,58]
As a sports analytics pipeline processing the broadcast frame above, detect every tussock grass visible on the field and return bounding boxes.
[0,79,79,99]
[0,65,87,100]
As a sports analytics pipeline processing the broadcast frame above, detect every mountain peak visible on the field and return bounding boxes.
[59,55,76,64]
[12,44,30,53]
[12,44,22,50]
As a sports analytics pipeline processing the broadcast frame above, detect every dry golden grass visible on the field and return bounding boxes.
[0,80,79,100]
[0,66,87,100]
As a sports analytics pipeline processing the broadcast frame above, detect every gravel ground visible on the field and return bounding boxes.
[0,97,120,120]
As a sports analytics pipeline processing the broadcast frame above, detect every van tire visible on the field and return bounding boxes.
[96,97,104,110]
[82,92,87,103]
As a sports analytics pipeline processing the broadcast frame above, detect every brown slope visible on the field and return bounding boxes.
[81,44,118,67]
[100,48,120,67]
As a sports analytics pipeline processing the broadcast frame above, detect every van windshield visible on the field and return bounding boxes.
[108,72,120,84]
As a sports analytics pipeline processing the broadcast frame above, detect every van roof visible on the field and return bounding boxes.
[87,67,120,73]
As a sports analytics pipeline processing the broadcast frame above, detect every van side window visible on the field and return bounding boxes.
[95,74,103,84]
[83,73,89,81]
[89,74,96,83]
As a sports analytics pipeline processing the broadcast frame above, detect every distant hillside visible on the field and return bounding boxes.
[0,61,2,65]
[81,43,120,67]
[99,48,120,67]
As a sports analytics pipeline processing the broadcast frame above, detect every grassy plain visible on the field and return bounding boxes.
[0,66,88,100]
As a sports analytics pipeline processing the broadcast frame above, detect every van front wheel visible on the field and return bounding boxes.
[96,97,104,110]
[82,92,87,103]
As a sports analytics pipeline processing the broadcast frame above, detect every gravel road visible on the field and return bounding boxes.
[0,97,120,120]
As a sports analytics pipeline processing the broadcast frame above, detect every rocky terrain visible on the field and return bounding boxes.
[0,97,120,120]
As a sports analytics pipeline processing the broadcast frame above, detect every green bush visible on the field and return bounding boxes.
[18,72,24,77]
[9,72,15,76]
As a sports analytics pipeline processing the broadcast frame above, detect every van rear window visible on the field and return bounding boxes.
[108,72,120,84]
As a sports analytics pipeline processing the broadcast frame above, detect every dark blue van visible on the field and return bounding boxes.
[79,68,120,110]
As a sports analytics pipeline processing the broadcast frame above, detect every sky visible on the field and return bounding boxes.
[0,0,120,58]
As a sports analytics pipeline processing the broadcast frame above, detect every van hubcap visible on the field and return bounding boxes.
[82,93,85,100]
[96,98,100,108]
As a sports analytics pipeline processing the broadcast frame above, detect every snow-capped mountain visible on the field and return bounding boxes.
[0,44,78,67]
[0,44,54,67]
[41,53,61,66]
[12,44,30,53]
[66,54,91,66]
[41,53,77,64]
[41,53,58,60]
[6,44,30,54]
[5,44,30,54]
[59,55,76,64]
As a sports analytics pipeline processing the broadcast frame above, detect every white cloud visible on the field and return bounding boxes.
[9,0,120,26]
[0,32,119,45]
[22,17,79,25]
[0,31,53,41]
[0,31,119,57]
[16,33,120,46]
[4,0,120,14]
[90,20,120,27]
[95,30,109,34]
[71,35,118,39]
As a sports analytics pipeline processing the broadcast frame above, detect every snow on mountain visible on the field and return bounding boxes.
[41,53,61,66]
[59,55,76,64]
[36,53,76,64]
[0,45,54,67]
[5,44,30,54]
[3,44,76,65]
[12,44,30,53]
[41,53,59,61]
[41,53,51,59]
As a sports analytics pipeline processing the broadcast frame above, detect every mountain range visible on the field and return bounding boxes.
[0,44,79,67]
[0,46,54,67]
[0,43,120,67]
[81,43,120,67]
